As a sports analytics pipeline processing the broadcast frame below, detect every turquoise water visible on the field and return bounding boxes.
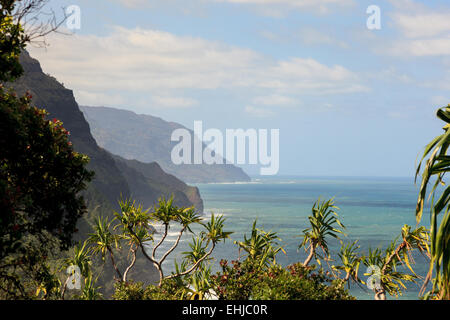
[156,176,431,300]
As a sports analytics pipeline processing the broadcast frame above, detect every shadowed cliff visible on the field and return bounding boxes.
[12,51,204,220]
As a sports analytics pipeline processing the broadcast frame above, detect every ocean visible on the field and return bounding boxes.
[155,176,431,300]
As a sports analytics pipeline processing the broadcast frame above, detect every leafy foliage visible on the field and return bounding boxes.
[415,105,450,299]
[299,198,345,266]
[87,196,231,289]
[334,240,363,284]
[0,1,26,82]
[235,220,284,268]
[0,86,93,298]
[212,259,263,300]
[252,263,353,300]
[362,225,430,299]
[105,210,356,301]
[0,0,93,299]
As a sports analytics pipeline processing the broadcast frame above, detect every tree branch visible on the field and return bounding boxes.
[107,245,122,281]
[164,242,215,281]
[122,247,137,283]
[128,227,163,283]
[152,223,168,260]
[159,226,186,265]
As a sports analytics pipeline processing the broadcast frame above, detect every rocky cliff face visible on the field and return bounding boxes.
[13,51,130,208]
[12,51,203,217]
[81,106,251,183]
[113,156,203,212]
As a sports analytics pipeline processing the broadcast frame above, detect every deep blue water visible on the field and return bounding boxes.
[156,176,432,300]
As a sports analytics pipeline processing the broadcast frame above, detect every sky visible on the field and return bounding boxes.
[27,0,450,177]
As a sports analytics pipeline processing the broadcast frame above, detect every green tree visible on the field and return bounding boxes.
[416,105,450,299]
[61,241,94,300]
[235,220,284,269]
[251,263,353,300]
[0,1,25,82]
[1,0,64,83]
[0,84,94,298]
[90,197,231,290]
[334,240,363,285]
[211,219,352,300]
[211,222,284,300]
[362,225,429,300]
[299,198,345,267]
[0,0,93,299]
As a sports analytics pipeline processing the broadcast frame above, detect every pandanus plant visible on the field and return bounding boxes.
[235,220,285,269]
[334,240,363,285]
[363,225,430,300]
[103,196,231,287]
[181,266,215,300]
[61,240,101,300]
[416,105,450,299]
[182,236,211,266]
[87,216,122,281]
[299,198,345,267]
[163,214,232,280]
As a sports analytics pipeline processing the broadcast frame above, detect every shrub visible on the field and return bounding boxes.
[252,263,354,300]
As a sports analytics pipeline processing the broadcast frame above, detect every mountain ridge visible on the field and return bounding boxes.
[81,105,251,183]
[12,51,203,220]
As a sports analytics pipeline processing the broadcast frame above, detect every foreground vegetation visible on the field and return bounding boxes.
[0,194,433,300]
[1,0,450,300]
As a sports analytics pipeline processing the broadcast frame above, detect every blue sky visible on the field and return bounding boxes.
[29,0,450,177]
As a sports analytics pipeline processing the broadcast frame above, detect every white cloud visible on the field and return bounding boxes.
[298,28,348,48]
[385,2,450,57]
[75,90,126,107]
[111,0,149,8]
[218,0,348,5]
[371,67,412,83]
[387,0,425,11]
[28,27,366,108]
[260,58,366,94]
[261,28,348,48]
[244,105,275,118]
[112,0,354,14]
[215,0,354,13]
[252,94,296,106]
[393,12,450,39]
[152,96,198,108]
[388,37,450,57]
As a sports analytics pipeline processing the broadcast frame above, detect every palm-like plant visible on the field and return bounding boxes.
[151,196,180,225]
[88,216,122,280]
[363,225,430,300]
[165,214,232,282]
[113,198,154,282]
[201,214,233,245]
[113,197,230,287]
[299,198,345,266]
[416,105,450,299]
[115,198,152,242]
[335,240,363,284]
[182,267,215,300]
[363,247,417,300]
[182,237,209,266]
[61,241,92,299]
[235,220,285,268]
[177,207,203,233]
[79,275,103,300]
[64,241,92,278]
